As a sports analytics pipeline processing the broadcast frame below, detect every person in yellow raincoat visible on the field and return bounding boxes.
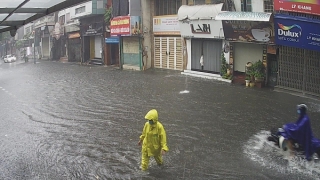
[138,109,169,171]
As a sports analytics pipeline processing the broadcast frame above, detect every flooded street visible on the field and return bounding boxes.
[0,60,320,180]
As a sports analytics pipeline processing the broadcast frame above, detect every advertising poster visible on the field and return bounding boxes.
[274,15,320,52]
[222,21,275,44]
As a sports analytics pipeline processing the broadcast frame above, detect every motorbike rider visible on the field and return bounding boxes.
[278,104,319,160]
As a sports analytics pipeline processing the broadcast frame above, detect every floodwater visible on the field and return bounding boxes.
[0,60,320,180]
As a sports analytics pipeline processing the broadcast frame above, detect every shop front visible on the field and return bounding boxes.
[51,22,65,61]
[153,15,183,71]
[216,12,275,86]
[67,32,81,62]
[39,26,53,60]
[178,4,225,79]
[274,14,320,96]
[80,15,104,65]
[110,16,142,70]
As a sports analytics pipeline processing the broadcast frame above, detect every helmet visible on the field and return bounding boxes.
[297,104,307,114]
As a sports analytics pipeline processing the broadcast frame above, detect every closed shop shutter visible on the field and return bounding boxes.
[278,46,320,95]
[191,39,222,73]
[203,40,222,73]
[191,39,202,70]
[154,37,183,70]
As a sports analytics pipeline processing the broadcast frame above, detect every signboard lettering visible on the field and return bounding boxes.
[274,15,320,52]
[153,16,180,35]
[222,21,274,43]
[110,16,131,36]
[110,16,141,36]
[191,24,211,34]
[274,0,320,16]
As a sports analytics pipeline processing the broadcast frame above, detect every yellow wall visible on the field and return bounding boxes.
[90,36,95,59]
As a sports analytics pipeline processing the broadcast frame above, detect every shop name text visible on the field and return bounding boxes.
[190,24,211,34]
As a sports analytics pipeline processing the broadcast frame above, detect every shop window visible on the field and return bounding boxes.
[264,0,273,13]
[59,15,65,25]
[155,0,182,15]
[75,6,86,14]
[66,13,71,23]
[241,0,252,12]
[97,0,104,9]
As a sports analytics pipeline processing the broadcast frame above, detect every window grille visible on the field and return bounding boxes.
[264,0,273,13]
[155,0,182,16]
[75,6,85,15]
[241,0,252,12]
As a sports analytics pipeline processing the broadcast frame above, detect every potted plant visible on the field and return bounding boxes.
[245,65,255,87]
[252,60,265,88]
[220,52,228,76]
[245,76,250,87]
[253,60,265,82]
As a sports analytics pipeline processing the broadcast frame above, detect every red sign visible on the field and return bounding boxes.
[110,16,131,36]
[274,0,320,16]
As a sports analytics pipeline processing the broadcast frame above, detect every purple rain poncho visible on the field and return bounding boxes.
[279,114,320,160]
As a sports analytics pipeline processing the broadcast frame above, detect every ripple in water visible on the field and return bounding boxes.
[243,130,320,180]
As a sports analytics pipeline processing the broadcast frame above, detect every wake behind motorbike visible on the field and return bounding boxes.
[267,128,320,160]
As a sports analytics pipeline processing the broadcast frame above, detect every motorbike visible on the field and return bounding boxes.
[267,128,320,159]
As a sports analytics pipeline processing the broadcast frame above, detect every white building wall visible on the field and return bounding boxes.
[70,1,93,19]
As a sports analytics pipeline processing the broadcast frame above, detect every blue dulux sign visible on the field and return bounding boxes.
[274,14,320,52]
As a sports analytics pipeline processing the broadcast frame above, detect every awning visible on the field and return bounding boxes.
[215,12,273,22]
[0,0,91,36]
[178,3,223,20]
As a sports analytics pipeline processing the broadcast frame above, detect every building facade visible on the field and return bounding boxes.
[58,0,107,64]
[273,0,320,96]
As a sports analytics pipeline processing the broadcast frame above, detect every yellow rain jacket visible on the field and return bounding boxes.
[139,109,169,157]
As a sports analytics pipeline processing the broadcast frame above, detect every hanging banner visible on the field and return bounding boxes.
[274,0,320,16]
[274,14,320,52]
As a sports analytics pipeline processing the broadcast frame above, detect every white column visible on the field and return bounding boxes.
[174,37,177,70]
[159,37,162,68]
[187,39,192,70]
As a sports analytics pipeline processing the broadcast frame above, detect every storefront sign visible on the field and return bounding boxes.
[80,22,104,36]
[153,15,180,35]
[274,0,320,16]
[111,16,130,36]
[222,21,275,44]
[111,16,141,36]
[274,15,320,52]
[105,37,120,44]
[191,24,211,34]
[179,19,223,39]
